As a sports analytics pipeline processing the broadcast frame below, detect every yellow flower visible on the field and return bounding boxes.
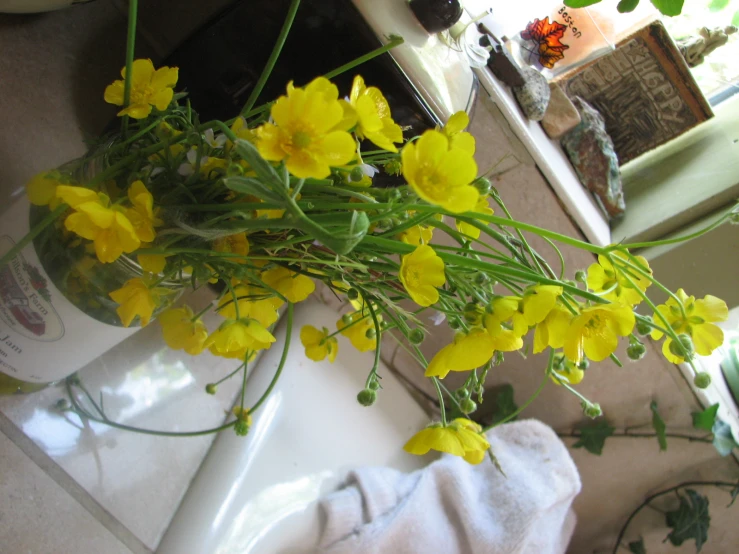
[425,329,496,378]
[158,305,208,355]
[57,185,140,264]
[230,117,256,143]
[255,77,356,179]
[104,59,179,119]
[551,354,584,386]
[126,180,162,243]
[440,111,475,155]
[213,232,250,263]
[586,252,652,306]
[336,311,379,352]
[401,129,478,213]
[26,171,63,208]
[484,285,562,339]
[398,224,433,246]
[533,304,573,353]
[138,254,167,274]
[300,325,338,362]
[650,289,728,363]
[455,196,493,239]
[261,266,315,303]
[109,278,160,327]
[217,285,281,327]
[348,75,403,152]
[403,418,490,464]
[563,303,635,363]
[205,319,276,359]
[399,244,446,307]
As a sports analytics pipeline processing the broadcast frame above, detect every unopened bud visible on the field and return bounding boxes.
[669,334,695,358]
[448,318,461,330]
[205,383,218,395]
[408,328,425,344]
[474,272,488,285]
[365,327,377,339]
[384,159,402,176]
[234,419,250,436]
[636,316,653,336]
[55,398,70,411]
[460,398,477,414]
[357,388,377,406]
[368,379,381,391]
[581,401,602,419]
[349,166,365,182]
[347,288,359,300]
[626,342,647,361]
[342,313,353,324]
[455,387,470,400]
[694,372,712,389]
[473,177,492,195]
[577,358,590,371]
[574,270,587,283]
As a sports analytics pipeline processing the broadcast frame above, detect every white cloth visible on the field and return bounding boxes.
[318,420,581,554]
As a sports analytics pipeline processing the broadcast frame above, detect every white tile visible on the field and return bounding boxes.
[0,288,246,550]
[0,430,134,554]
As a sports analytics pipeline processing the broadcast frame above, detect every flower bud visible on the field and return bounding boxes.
[669,334,695,358]
[474,272,488,285]
[205,383,218,395]
[368,379,381,391]
[349,166,365,182]
[552,353,566,371]
[473,177,492,195]
[389,189,402,201]
[635,316,653,336]
[694,372,712,389]
[357,388,377,406]
[455,387,470,400]
[408,328,425,344]
[55,398,71,411]
[448,318,461,330]
[577,358,590,371]
[342,313,353,325]
[384,159,402,176]
[347,288,359,300]
[626,342,647,361]
[492,351,505,366]
[460,398,477,415]
[581,401,602,419]
[365,327,377,339]
[574,270,587,283]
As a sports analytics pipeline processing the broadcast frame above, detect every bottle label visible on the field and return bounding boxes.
[0,198,137,383]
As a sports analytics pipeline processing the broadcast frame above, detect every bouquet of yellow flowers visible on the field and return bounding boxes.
[1,0,733,462]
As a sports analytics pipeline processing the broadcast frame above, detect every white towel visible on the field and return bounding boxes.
[319,420,581,554]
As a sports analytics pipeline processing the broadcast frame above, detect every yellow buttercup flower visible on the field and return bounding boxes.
[551,354,584,386]
[587,251,652,306]
[261,266,315,303]
[255,77,356,179]
[455,195,494,239]
[158,305,208,355]
[300,325,338,362]
[425,329,496,378]
[533,304,573,353]
[401,129,478,213]
[650,289,728,363]
[564,303,635,363]
[398,224,433,246]
[399,244,446,307]
[109,278,160,327]
[213,232,250,263]
[484,285,562,339]
[126,180,162,243]
[26,171,64,208]
[104,59,179,119]
[217,285,281,327]
[336,310,379,352]
[403,418,490,464]
[348,75,403,152]
[138,254,168,274]
[205,319,276,359]
[57,185,140,264]
[440,111,475,155]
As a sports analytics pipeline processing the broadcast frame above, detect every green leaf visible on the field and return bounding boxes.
[628,538,647,554]
[665,489,710,551]
[712,420,739,456]
[490,384,518,424]
[650,401,668,451]
[618,0,641,12]
[692,403,719,432]
[650,0,684,16]
[732,9,739,26]
[563,0,603,7]
[572,419,615,455]
[708,0,730,12]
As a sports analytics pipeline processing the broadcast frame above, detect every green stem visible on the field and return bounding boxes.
[432,377,447,426]
[249,303,293,413]
[240,0,301,115]
[121,0,138,135]
[483,350,553,432]
[0,204,67,269]
[619,212,732,251]
[323,35,405,80]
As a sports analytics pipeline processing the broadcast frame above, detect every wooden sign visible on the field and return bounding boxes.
[555,21,713,165]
